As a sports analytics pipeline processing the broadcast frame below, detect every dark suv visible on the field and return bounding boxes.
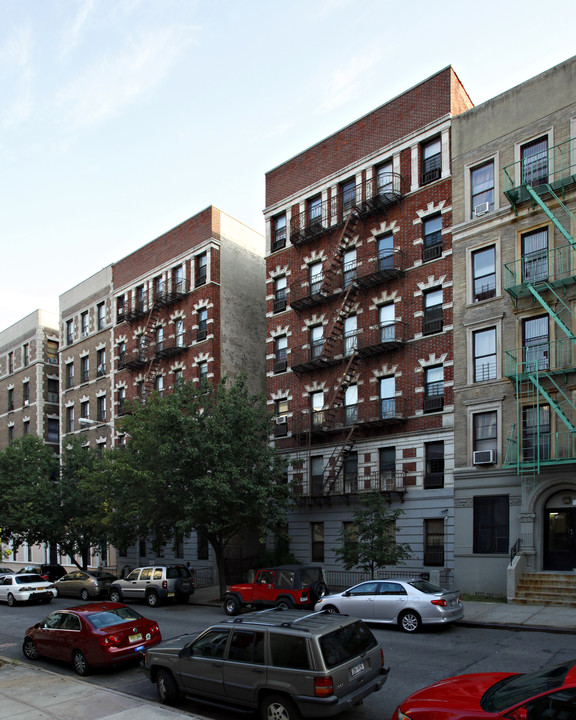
[144,608,388,718]
[17,564,67,583]
[224,565,328,615]
[109,565,194,607]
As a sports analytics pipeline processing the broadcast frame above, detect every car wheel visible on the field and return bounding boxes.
[275,598,293,611]
[311,581,328,601]
[147,590,159,607]
[399,610,422,633]
[80,589,89,601]
[321,604,339,614]
[224,595,241,616]
[7,593,16,607]
[260,693,299,720]
[72,649,90,676]
[22,638,39,660]
[109,588,122,603]
[157,668,180,705]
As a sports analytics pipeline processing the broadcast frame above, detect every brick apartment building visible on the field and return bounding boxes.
[451,56,576,599]
[264,68,473,581]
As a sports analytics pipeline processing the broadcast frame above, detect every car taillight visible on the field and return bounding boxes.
[162,580,168,589]
[101,634,121,645]
[314,676,333,697]
[380,648,385,667]
[431,598,447,607]
[151,625,160,635]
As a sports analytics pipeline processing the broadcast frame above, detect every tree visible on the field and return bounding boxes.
[98,376,290,597]
[0,435,60,552]
[334,493,411,578]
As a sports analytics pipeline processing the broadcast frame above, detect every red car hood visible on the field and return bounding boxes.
[398,672,517,717]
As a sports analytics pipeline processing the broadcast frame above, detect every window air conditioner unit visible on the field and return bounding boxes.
[474,202,490,217]
[473,449,496,465]
[275,416,287,425]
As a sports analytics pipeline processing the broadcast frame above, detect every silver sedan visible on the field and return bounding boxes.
[54,570,117,600]
[314,578,463,633]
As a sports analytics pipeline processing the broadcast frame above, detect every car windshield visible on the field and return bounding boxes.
[482,662,574,712]
[87,607,143,629]
[319,620,378,669]
[16,574,44,584]
[409,580,445,594]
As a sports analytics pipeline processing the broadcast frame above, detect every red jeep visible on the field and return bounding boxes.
[223,565,328,615]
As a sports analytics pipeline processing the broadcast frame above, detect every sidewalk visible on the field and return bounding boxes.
[2,592,576,720]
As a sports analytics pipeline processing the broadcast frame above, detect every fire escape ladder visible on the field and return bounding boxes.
[319,210,360,296]
[525,283,576,346]
[322,424,359,495]
[525,184,576,250]
[142,303,161,393]
[320,279,359,360]
[527,372,576,435]
[323,351,360,426]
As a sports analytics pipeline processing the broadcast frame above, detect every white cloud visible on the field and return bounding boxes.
[59,0,95,59]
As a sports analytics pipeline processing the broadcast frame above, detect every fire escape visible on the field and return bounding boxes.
[503,138,576,492]
[288,173,407,500]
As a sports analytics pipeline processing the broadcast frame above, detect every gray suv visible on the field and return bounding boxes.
[109,565,194,607]
[143,609,388,719]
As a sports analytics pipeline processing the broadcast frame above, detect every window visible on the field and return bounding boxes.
[154,275,164,301]
[173,264,184,293]
[228,630,265,665]
[117,386,126,415]
[521,228,548,284]
[47,418,59,444]
[8,425,14,443]
[523,315,549,372]
[97,302,106,330]
[136,285,146,311]
[472,245,496,302]
[118,341,126,367]
[66,319,74,346]
[523,404,551,462]
[197,308,207,340]
[310,325,324,359]
[23,382,29,406]
[66,362,74,389]
[311,391,324,430]
[344,384,358,426]
[155,326,164,352]
[198,361,208,385]
[274,398,288,437]
[97,395,106,422]
[175,318,185,347]
[272,214,287,251]
[473,496,509,554]
[7,388,14,411]
[379,447,396,487]
[311,522,324,562]
[380,376,395,418]
[421,137,441,184]
[136,380,145,402]
[80,400,89,420]
[7,351,13,374]
[379,304,395,342]
[310,455,324,495]
[376,161,393,195]
[423,214,442,261]
[423,288,443,335]
[307,195,322,227]
[23,419,30,435]
[343,451,358,492]
[96,349,106,377]
[521,136,548,185]
[22,343,29,367]
[473,411,497,460]
[67,406,75,433]
[274,335,287,373]
[173,368,184,388]
[81,311,89,336]
[47,378,59,404]
[341,178,356,212]
[424,441,444,488]
[309,262,323,294]
[471,161,494,215]
[424,519,444,566]
[343,249,357,288]
[424,366,444,413]
[155,375,164,397]
[344,314,357,355]
[377,233,394,270]
[473,328,497,382]
[273,276,287,313]
[116,296,125,323]
[47,340,58,364]
[80,356,89,383]
[196,252,207,286]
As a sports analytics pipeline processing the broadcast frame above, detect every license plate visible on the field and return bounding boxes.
[129,633,143,643]
[167,592,175,597]
[351,662,365,677]
[134,644,145,652]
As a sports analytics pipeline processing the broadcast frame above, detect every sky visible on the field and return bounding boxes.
[1,0,575,329]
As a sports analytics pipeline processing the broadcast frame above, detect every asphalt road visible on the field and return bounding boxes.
[1,596,575,720]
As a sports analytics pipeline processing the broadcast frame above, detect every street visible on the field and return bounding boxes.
[1,597,575,720]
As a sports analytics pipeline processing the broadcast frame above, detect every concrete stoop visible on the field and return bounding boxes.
[512,572,576,607]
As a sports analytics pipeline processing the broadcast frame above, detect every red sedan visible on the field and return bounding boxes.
[394,660,576,720]
[22,602,162,675]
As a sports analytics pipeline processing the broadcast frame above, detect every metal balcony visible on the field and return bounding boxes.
[504,244,576,302]
[357,321,406,357]
[355,249,406,289]
[290,342,345,375]
[290,278,331,311]
[297,469,406,500]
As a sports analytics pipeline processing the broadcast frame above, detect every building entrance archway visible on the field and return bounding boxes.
[544,495,576,571]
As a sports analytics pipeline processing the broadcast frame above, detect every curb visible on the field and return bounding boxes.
[455,620,576,635]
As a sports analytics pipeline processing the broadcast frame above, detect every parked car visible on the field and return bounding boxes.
[144,608,388,718]
[0,567,14,575]
[17,564,67,583]
[394,659,576,719]
[54,570,118,600]
[109,565,194,607]
[0,573,57,606]
[314,578,463,633]
[224,565,328,615]
[22,601,162,676]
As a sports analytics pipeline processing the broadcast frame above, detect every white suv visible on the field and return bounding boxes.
[109,565,194,607]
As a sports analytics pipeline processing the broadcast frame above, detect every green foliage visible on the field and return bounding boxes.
[334,493,412,579]
[0,435,60,550]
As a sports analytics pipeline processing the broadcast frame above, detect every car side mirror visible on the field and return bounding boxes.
[343,591,350,597]
[503,708,527,720]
